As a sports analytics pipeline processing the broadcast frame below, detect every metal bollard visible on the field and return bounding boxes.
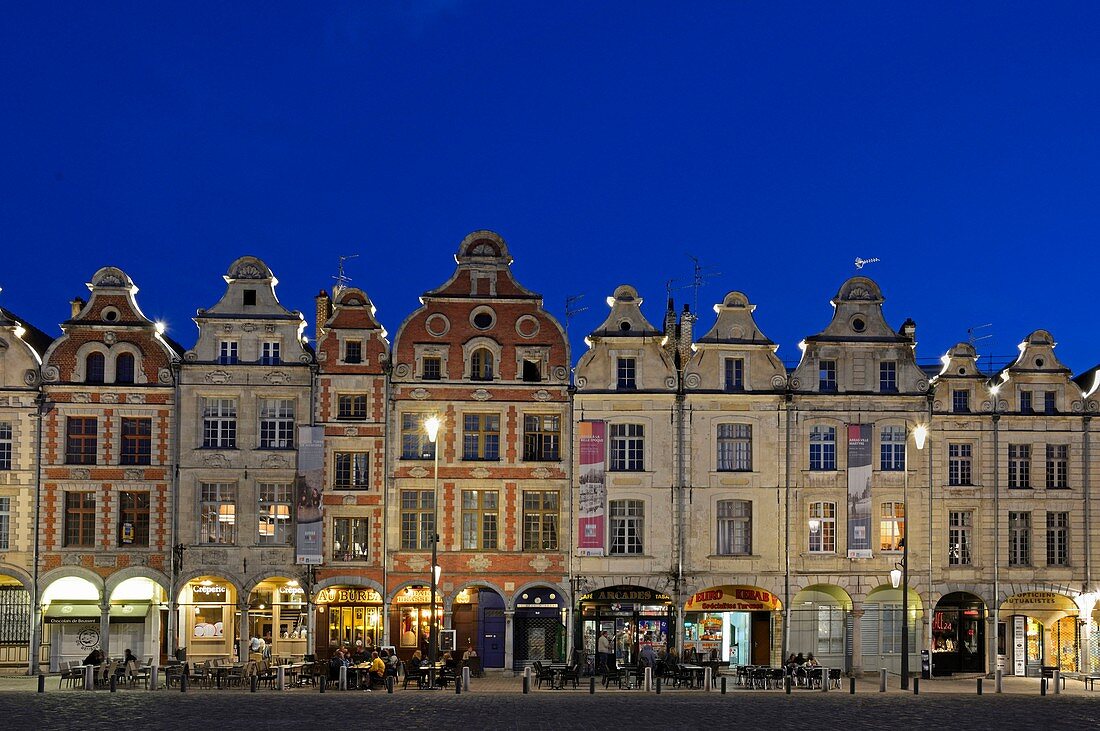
[149,665,158,691]
[721,676,727,694]
[704,667,713,692]
[250,674,258,693]
[1054,670,1061,695]
[38,674,45,693]
[216,670,222,689]
[879,668,887,692]
[85,664,95,691]
[913,677,918,695]
[277,666,285,691]
[995,669,1003,694]
[656,675,661,694]
[1041,678,1047,696]
[387,675,394,694]
[590,676,595,694]
[180,673,188,693]
[822,667,828,692]
[977,678,983,695]
[110,674,117,693]
[850,676,856,694]
[320,676,326,693]
[522,670,530,694]
[455,675,461,695]
[785,674,791,694]
[339,665,347,691]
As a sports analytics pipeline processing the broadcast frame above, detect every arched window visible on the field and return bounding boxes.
[471,348,494,381]
[85,353,105,384]
[116,353,135,384]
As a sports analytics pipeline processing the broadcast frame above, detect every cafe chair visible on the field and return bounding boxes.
[560,662,581,689]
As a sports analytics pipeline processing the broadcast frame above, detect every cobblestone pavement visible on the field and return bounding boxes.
[0,689,1098,730]
[0,675,1097,730]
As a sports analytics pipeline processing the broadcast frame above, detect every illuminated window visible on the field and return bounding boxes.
[257,484,292,545]
[808,501,836,553]
[522,491,559,551]
[333,517,369,561]
[334,452,369,490]
[400,413,434,459]
[199,483,236,545]
[880,501,904,552]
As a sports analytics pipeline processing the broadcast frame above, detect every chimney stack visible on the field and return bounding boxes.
[315,290,331,343]
[70,297,85,319]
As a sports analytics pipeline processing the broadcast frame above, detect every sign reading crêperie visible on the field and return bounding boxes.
[684,586,781,612]
[191,583,227,603]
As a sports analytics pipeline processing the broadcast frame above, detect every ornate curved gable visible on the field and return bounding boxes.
[685,290,785,392]
[575,284,676,392]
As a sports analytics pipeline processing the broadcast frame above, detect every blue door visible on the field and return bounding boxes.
[478,590,506,668]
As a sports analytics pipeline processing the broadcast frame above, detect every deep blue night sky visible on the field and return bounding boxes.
[2,2,1098,374]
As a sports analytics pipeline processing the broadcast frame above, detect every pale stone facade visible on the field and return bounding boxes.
[176,256,314,663]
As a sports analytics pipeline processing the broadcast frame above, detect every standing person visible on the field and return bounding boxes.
[597,630,612,675]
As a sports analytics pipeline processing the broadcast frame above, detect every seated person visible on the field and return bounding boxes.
[405,650,425,687]
[329,647,352,682]
[83,648,104,667]
[368,651,386,689]
[123,648,140,681]
[462,643,478,662]
[442,651,457,670]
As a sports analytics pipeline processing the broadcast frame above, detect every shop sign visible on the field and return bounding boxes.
[393,588,436,604]
[278,584,305,600]
[581,588,671,603]
[1007,591,1064,607]
[191,583,227,603]
[684,586,780,612]
[1013,616,1026,676]
[316,587,382,605]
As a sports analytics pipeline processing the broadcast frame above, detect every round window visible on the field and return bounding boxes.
[473,312,493,329]
[101,307,120,322]
[851,317,866,333]
[619,321,632,332]
[1035,357,1045,368]
[958,367,966,375]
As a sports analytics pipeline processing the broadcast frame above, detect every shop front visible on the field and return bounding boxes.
[859,585,921,678]
[247,577,309,660]
[315,586,382,661]
[1000,591,1079,676]
[451,587,506,669]
[511,586,565,670]
[789,585,849,671]
[178,577,236,663]
[41,576,101,671]
[683,585,782,666]
[0,575,31,668]
[388,585,442,664]
[932,592,985,676]
[108,577,166,665]
[577,586,672,671]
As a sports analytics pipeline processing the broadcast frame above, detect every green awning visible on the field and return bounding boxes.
[110,603,149,623]
[44,603,99,624]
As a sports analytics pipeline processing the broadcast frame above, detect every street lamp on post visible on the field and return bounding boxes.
[898,423,928,690]
[424,416,442,689]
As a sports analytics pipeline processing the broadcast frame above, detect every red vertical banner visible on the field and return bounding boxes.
[577,420,606,556]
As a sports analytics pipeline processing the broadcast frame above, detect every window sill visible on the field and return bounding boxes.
[336,417,368,421]
[523,458,562,463]
[332,486,371,491]
[119,462,152,467]
[461,458,501,463]
[332,558,372,564]
[256,446,297,452]
[709,553,760,559]
[197,446,239,451]
[716,469,754,474]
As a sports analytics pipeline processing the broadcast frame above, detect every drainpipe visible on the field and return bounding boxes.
[307,360,319,649]
[926,393,934,666]
[991,401,1001,677]
[1084,415,1092,593]
[168,361,182,659]
[381,355,393,647]
[782,381,793,663]
[565,383,576,657]
[27,392,47,676]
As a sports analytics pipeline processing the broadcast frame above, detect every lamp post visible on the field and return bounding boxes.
[897,423,928,690]
[424,416,442,689]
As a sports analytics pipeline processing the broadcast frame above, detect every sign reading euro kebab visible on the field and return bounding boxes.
[684,586,781,612]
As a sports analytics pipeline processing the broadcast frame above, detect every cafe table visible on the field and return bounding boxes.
[677,664,707,688]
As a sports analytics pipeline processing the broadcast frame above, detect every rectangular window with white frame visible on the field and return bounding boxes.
[616,357,637,390]
[199,483,237,545]
[522,490,559,551]
[421,356,441,380]
[1008,511,1031,566]
[257,483,292,545]
[809,425,836,471]
[120,417,152,466]
[260,341,281,365]
[948,511,972,565]
[400,413,434,460]
[462,413,500,461]
[1008,444,1031,488]
[117,491,149,546]
[879,361,897,392]
[64,491,96,547]
[259,398,295,449]
[0,422,11,470]
[716,423,752,471]
[202,399,237,448]
[1046,511,1068,566]
[724,358,744,392]
[808,501,836,553]
[333,517,369,561]
[948,443,972,486]
[716,499,751,555]
[218,340,238,365]
[0,497,10,550]
[343,340,363,364]
[337,394,368,420]
[1046,445,1068,489]
[879,425,905,471]
[609,499,644,555]
[523,414,561,461]
[609,423,644,471]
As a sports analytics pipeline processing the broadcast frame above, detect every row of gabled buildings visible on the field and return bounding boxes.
[2,230,1099,680]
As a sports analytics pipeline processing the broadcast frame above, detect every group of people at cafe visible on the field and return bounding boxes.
[328,646,395,690]
[81,647,143,683]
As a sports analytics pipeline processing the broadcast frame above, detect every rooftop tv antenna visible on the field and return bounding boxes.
[565,294,588,338]
[968,323,993,348]
[854,256,881,270]
[686,255,721,313]
[332,254,359,296]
